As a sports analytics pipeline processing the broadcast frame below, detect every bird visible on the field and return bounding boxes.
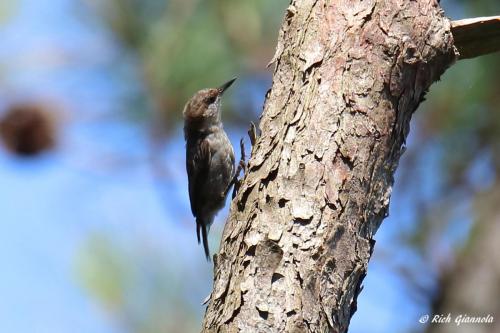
[183,78,237,261]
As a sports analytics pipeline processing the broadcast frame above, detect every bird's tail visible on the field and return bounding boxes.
[196,217,211,261]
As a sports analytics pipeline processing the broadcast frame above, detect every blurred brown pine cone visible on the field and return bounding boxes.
[0,104,56,156]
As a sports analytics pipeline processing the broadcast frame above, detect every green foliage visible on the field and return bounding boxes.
[77,234,131,311]
[87,0,286,127]
[76,233,203,333]
[0,0,17,25]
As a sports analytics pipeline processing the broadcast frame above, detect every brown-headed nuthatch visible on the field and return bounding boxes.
[183,78,237,260]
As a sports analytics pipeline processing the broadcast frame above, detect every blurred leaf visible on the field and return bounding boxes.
[76,233,204,333]
[0,0,17,25]
[77,234,130,312]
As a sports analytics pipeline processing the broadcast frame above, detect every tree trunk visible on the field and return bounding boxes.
[203,0,456,332]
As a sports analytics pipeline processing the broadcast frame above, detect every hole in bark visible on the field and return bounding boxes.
[339,153,355,169]
[286,310,296,317]
[246,244,256,257]
[263,167,278,185]
[237,186,252,211]
[296,271,304,288]
[325,258,336,272]
[325,202,337,210]
[278,198,288,208]
[294,217,312,225]
[271,272,284,284]
[257,308,269,320]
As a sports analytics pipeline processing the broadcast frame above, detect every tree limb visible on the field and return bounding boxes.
[451,16,500,60]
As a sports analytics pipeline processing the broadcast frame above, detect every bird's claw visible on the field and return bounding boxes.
[226,124,256,199]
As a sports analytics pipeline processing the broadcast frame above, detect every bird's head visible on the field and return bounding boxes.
[183,78,236,130]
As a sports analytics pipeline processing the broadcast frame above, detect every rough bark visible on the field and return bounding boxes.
[203,0,456,332]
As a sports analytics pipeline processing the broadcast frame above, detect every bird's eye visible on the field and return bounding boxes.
[205,96,217,104]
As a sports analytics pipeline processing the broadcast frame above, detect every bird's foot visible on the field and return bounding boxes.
[223,138,247,199]
[225,122,257,199]
[232,138,247,198]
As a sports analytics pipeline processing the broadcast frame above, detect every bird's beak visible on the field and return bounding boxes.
[218,77,237,95]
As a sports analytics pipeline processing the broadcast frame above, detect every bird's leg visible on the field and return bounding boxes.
[224,121,258,200]
[232,138,247,198]
[224,138,246,199]
[231,163,246,199]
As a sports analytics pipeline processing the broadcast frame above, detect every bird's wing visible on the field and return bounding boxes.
[187,137,211,216]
